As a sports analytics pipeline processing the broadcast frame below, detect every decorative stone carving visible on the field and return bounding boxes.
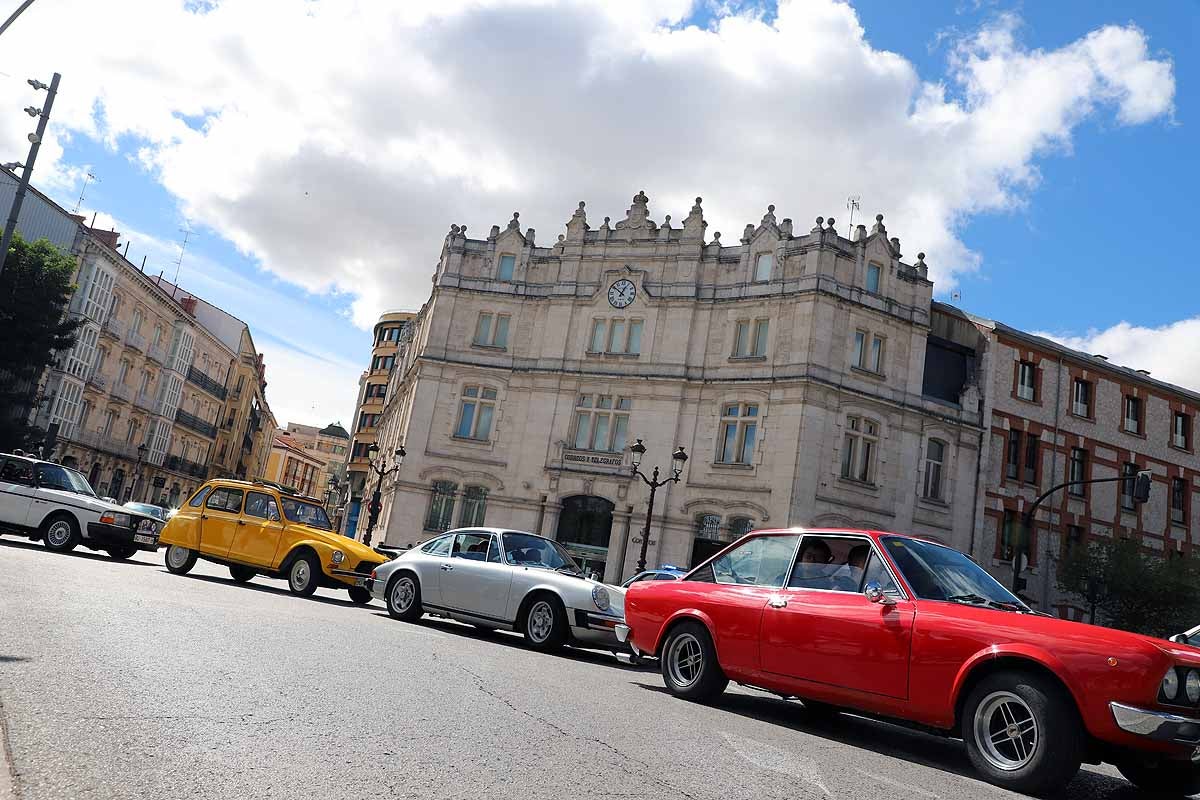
[565,201,588,242]
[681,196,707,241]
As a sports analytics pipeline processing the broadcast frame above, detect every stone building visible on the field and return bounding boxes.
[284,421,350,510]
[263,429,324,497]
[359,192,986,584]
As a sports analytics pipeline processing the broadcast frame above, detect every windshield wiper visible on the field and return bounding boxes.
[947,594,1030,613]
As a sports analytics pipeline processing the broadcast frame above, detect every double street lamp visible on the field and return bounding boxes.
[629,439,688,574]
[362,443,405,547]
[1,71,60,279]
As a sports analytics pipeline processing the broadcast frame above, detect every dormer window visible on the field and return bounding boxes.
[754,253,772,283]
[865,263,881,294]
[497,255,515,281]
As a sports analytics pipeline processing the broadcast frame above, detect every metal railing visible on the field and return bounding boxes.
[163,455,207,478]
[125,330,146,352]
[135,392,156,412]
[86,372,107,391]
[175,408,218,438]
[110,382,132,403]
[102,315,125,339]
[146,341,168,364]
[71,427,140,460]
[186,366,228,400]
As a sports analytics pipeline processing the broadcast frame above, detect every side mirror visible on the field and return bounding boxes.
[864,581,897,606]
[1170,633,1188,644]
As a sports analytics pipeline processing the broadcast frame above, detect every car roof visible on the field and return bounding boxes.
[748,527,939,546]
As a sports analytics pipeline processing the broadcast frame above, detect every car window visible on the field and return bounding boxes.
[205,487,244,513]
[453,532,493,561]
[421,536,452,556]
[280,497,333,530]
[653,572,679,581]
[0,458,34,485]
[244,492,280,521]
[712,535,800,588]
[502,532,581,572]
[788,536,872,592]
[622,573,650,587]
[883,536,1022,605]
[486,537,502,563]
[861,551,900,596]
[35,464,75,492]
[188,486,212,507]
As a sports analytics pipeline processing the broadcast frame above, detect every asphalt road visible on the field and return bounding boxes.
[0,537,1170,800]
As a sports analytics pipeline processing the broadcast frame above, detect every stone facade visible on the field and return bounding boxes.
[263,429,325,497]
[360,193,986,585]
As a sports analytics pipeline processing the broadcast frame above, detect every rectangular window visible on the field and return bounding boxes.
[754,253,772,283]
[866,263,881,294]
[572,394,630,453]
[733,321,750,357]
[607,320,626,353]
[718,403,758,465]
[626,320,643,354]
[1022,433,1038,484]
[1071,379,1092,417]
[853,331,865,368]
[588,319,641,355]
[1005,429,1021,480]
[840,416,878,484]
[733,320,767,358]
[497,255,515,281]
[473,313,510,348]
[458,486,489,527]
[869,335,883,373]
[753,320,769,357]
[922,439,945,501]
[1068,448,1087,495]
[1173,412,1191,450]
[1121,462,1138,511]
[424,481,457,532]
[1124,396,1142,434]
[455,386,497,440]
[1172,477,1187,525]
[589,320,606,353]
[1017,361,1036,401]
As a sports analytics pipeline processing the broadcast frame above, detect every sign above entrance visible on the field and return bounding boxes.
[563,450,624,467]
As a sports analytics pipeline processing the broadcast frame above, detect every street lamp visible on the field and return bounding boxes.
[133,443,147,502]
[629,439,688,574]
[0,70,60,280]
[362,442,405,547]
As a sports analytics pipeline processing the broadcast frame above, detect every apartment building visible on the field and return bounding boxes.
[263,429,324,497]
[283,421,350,509]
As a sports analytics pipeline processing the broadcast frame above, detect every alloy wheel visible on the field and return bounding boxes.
[528,600,554,642]
[391,577,415,612]
[666,632,704,689]
[974,690,1040,771]
[46,520,72,548]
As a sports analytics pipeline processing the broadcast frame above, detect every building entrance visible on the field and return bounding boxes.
[555,495,614,580]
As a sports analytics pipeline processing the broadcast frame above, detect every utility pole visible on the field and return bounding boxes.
[0,0,37,38]
[0,72,60,279]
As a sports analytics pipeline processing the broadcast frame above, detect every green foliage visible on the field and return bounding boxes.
[0,233,82,449]
[1056,535,1200,637]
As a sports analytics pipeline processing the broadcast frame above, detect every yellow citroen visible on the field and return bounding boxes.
[158,479,389,604]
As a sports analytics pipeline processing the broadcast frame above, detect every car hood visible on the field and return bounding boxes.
[287,525,383,563]
[53,490,156,523]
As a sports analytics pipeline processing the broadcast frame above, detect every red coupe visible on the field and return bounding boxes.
[620,528,1200,797]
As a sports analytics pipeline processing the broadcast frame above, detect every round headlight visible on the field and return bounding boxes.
[1163,668,1180,700]
[592,585,610,612]
[1186,671,1200,704]
[331,550,345,565]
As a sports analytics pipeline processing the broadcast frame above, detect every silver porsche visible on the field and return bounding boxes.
[366,527,627,653]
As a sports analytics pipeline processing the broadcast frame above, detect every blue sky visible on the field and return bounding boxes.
[1,0,1191,424]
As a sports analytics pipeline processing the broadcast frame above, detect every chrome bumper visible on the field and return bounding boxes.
[615,623,631,643]
[1111,702,1200,745]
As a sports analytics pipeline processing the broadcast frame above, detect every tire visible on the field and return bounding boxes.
[105,545,138,560]
[660,621,728,702]
[229,565,255,583]
[522,594,568,652]
[348,586,372,605]
[962,671,1084,796]
[164,545,197,575]
[1116,758,1200,797]
[286,552,321,597]
[41,514,80,553]
[385,572,422,621]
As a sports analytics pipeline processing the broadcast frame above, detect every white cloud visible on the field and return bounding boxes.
[0,0,1175,333]
[1037,318,1200,395]
[256,341,364,433]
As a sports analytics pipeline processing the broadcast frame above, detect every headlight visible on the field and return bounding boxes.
[100,512,131,527]
[592,585,610,612]
[1186,670,1200,703]
[331,550,345,565]
[1163,668,1180,700]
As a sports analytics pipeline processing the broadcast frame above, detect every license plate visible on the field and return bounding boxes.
[133,534,156,545]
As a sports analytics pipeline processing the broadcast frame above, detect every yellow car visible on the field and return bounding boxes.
[158,479,388,604]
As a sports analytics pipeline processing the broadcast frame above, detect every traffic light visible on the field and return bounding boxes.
[1134,470,1152,504]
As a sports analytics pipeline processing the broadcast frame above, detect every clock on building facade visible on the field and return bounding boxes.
[607,279,635,308]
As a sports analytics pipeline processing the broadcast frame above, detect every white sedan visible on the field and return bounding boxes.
[367,527,627,652]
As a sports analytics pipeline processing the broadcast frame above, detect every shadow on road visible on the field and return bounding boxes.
[633,683,1143,798]
[174,571,366,608]
[0,655,30,663]
[0,537,157,567]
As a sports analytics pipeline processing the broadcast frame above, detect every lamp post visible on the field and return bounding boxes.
[133,443,147,502]
[629,439,688,574]
[1,71,60,279]
[362,443,405,547]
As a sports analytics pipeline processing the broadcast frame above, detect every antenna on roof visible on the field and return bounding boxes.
[172,221,193,286]
[72,172,97,214]
[846,195,862,231]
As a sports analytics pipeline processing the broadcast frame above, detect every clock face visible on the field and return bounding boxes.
[608,279,636,309]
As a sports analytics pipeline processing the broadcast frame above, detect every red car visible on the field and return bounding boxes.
[621,529,1200,797]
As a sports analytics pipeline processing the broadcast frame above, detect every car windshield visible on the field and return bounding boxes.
[124,502,165,520]
[882,536,1029,610]
[502,532,581,573]
[280,498,333,530]
[36,464,97,497]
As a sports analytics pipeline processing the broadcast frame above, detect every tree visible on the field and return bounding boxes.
[0,233,81,450]
[1057,535,1200,637]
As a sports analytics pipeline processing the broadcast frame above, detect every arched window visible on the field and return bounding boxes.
[728,516,754,540]
[458,486,488,526]
[695,514,722,540]
[922,439,947,501]
[425,481,457,532]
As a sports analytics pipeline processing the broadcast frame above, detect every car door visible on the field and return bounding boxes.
[228,491,284,567]
[438,531,515,622]
[414,533,454,606]
[0,458,38,528]
[199,486,244,558]
[758,534,914,699]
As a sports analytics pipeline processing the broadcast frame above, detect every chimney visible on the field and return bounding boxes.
[180,296,197,316]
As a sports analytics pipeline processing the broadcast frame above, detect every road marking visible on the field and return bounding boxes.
[854,768,941,799]
[721,731,833,797]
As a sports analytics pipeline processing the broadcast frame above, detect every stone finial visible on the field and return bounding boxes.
[565,200,589,241]
[915,252,928,277]
[741,222,755,244]
[916,252,926,266]
[616,189,653,233]
[681,196,706,241]
[811,216,824,233]
[557,233,565,243]
[459,225,467,236]
[825,216,836,234]
[507,211,521,231]
[449,224,460,236]
[489,224,500,240]
[601,215,611,230]
[871,213,886,236]
[526,227,536,245]
[658,214,672,241]
[760,204,777,227]
[890,236,900,256]
[780,218,793,238]
[853,223,867,242]
[712,231,721,245]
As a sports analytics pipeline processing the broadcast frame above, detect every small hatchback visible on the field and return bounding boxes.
[157,479,388,603]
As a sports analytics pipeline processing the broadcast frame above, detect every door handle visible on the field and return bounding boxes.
[237,520,246,525]
[768,596,788,608]
[200,514,208,519]
[441,564,453,571]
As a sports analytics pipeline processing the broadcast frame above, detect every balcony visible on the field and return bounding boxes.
[125,329,146,353]
[110,382,132,403]
[70,427,139,460]
[163,454,207,479]
[175,408,218,438]
[186,366,228,400]
[85,372,107,392]
[135,392,156,412]
[146,341,169,365]
[102,315,125,340]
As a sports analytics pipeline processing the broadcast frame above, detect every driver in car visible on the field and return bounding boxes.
[789,539,841,589]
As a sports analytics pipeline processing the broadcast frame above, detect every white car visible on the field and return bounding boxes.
[368,527,627,652]
[0,452,162,559]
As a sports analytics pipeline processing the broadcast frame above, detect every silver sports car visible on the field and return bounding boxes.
[367,527,627,652]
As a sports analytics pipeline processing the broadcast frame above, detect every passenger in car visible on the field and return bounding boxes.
[789,539,839,589]
[831,544,869,591]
